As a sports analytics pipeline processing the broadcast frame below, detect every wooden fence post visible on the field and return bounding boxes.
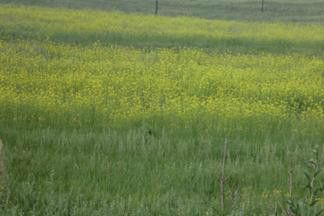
[155,0,159,15]
[261,0,265,12]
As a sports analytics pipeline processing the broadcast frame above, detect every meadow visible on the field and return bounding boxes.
[0,3,323,215]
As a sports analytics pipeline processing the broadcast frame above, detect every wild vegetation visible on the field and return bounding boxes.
[0,3,323,215]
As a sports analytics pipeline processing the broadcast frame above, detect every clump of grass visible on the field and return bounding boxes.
[0,138,6,204]
[282,147,324,216]
[0,139,5,181]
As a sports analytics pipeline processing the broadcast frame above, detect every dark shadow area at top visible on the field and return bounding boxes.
[1,27,324,56]
[0,0,324,23]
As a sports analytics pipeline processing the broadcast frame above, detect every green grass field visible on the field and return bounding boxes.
[0,2,323,216]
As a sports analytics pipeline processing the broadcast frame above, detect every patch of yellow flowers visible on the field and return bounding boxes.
[0,6,323,127]
[0,40,323,127]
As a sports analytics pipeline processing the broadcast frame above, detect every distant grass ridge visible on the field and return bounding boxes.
[1,5,324,55]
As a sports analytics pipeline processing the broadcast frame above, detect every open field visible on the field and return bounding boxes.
[0,0,324,22]
[0,4,323,215]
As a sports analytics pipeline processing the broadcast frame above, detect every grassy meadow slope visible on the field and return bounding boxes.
[0,4,323,215]
[0,0,324,22]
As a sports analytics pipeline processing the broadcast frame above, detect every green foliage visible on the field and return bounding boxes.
[0,5,323,215]
[284,148,324,216]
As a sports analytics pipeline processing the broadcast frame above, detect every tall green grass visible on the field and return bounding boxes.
[0,5,323,215]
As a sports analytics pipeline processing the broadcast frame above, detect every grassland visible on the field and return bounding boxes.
[0,4,323,215]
